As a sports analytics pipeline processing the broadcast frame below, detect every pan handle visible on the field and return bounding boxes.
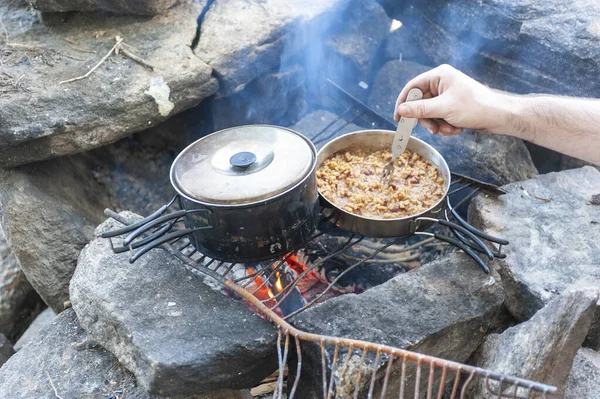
[446,197,509,245]
[416,217,494,260]
[100,195,178,238]
[416,232,490,274]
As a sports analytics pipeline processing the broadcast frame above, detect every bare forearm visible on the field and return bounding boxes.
[492,93,600,165]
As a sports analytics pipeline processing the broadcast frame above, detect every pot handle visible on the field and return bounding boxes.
[100,195,179,238]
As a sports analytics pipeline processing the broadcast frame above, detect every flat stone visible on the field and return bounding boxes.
[0,308,250,398]
[288,110,362,145]
[14,307,55,351]
[210,64,308,131]
[0,0,217,167]
[323,0,390,77]
[30,0,178,15]
[565,348,600,399]
[292,251,507,398]
[70,214,278,396]
[0,157,109,312]
[195,0,349,94]
[468,167,600,346]
[402,0,600,97]
[469,288,598,398]
[382,26,433,64]
[0,334,15,368]
[0,228,44,342]
[368,60,538,185]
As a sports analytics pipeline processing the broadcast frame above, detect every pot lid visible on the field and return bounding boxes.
[170,125,315,205]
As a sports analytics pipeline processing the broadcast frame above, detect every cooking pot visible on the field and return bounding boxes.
[101,125,321,263]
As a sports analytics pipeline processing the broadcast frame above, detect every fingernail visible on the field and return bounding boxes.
[397,104,409,115]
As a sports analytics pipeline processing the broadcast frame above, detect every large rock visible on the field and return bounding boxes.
[0,0,217,167]
[210,65,308,131]
[29,0,178,15]
[0,308,251,398]
[70,214,278,396]
[368,60,538,185]
[0,105,211,314]
[469,167,600,346]
[402,0,600,98]
[323,0,390,78]
[292,252,507,398]
[13,307,55,351]
[0,157,109,313]
[469,288,598,398]
[195,0,349,94]
[565,348,600,399]
[0,229,44,342]
[382,26,433,64]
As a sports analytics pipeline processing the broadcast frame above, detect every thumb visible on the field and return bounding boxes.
[395,96,448,120]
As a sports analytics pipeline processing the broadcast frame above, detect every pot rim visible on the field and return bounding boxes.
[316,129,451,223]
[169,125,318,209]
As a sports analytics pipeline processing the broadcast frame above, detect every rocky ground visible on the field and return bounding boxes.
[0,0,599,398]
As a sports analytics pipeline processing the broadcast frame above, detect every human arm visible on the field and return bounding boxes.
[393,64,600,165]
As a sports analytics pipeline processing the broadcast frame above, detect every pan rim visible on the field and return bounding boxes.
[316,129,451,223]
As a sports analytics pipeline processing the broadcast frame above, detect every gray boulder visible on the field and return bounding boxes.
[29,0,179,15]
[323,0,390,78]
[0,229,44,342]
[14,307,55,351]
[195,0,350,94]
[469,288,598,398]
[0,334,15,368]
[70,214,278,396]
[382,26,432,64]
[0,0,217,167]
[0,308,250,398]
[0,157,109,313]
[565,348,600,399]
[292,251,507,398]
[469,166,600,347]
[368,60,538,185]
[402,0,600,98]
[210,64,308,131]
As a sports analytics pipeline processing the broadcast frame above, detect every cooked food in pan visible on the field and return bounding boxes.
[316,148,445,219]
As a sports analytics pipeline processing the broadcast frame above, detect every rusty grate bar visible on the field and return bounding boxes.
[103,211,558,399]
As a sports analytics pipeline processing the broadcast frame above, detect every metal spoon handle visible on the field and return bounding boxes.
[391,88,423,161]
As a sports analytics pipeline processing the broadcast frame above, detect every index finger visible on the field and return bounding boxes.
[394,68,441,119]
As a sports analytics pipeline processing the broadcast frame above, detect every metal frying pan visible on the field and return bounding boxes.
[316,129,509,273]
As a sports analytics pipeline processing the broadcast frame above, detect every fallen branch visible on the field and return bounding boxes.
[59,35,155,84]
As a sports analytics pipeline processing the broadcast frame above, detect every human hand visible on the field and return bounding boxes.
[394,64,504,136]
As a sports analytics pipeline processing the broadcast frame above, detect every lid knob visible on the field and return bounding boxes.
[230,151,257,169]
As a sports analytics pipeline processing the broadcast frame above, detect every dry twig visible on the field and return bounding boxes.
[71,46,97,54]
[59,36,122,84]
[59,35,155,84]
[45,371,64,399]
[63,37,78,45]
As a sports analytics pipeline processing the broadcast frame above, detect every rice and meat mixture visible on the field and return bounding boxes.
[316,148,445,219]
